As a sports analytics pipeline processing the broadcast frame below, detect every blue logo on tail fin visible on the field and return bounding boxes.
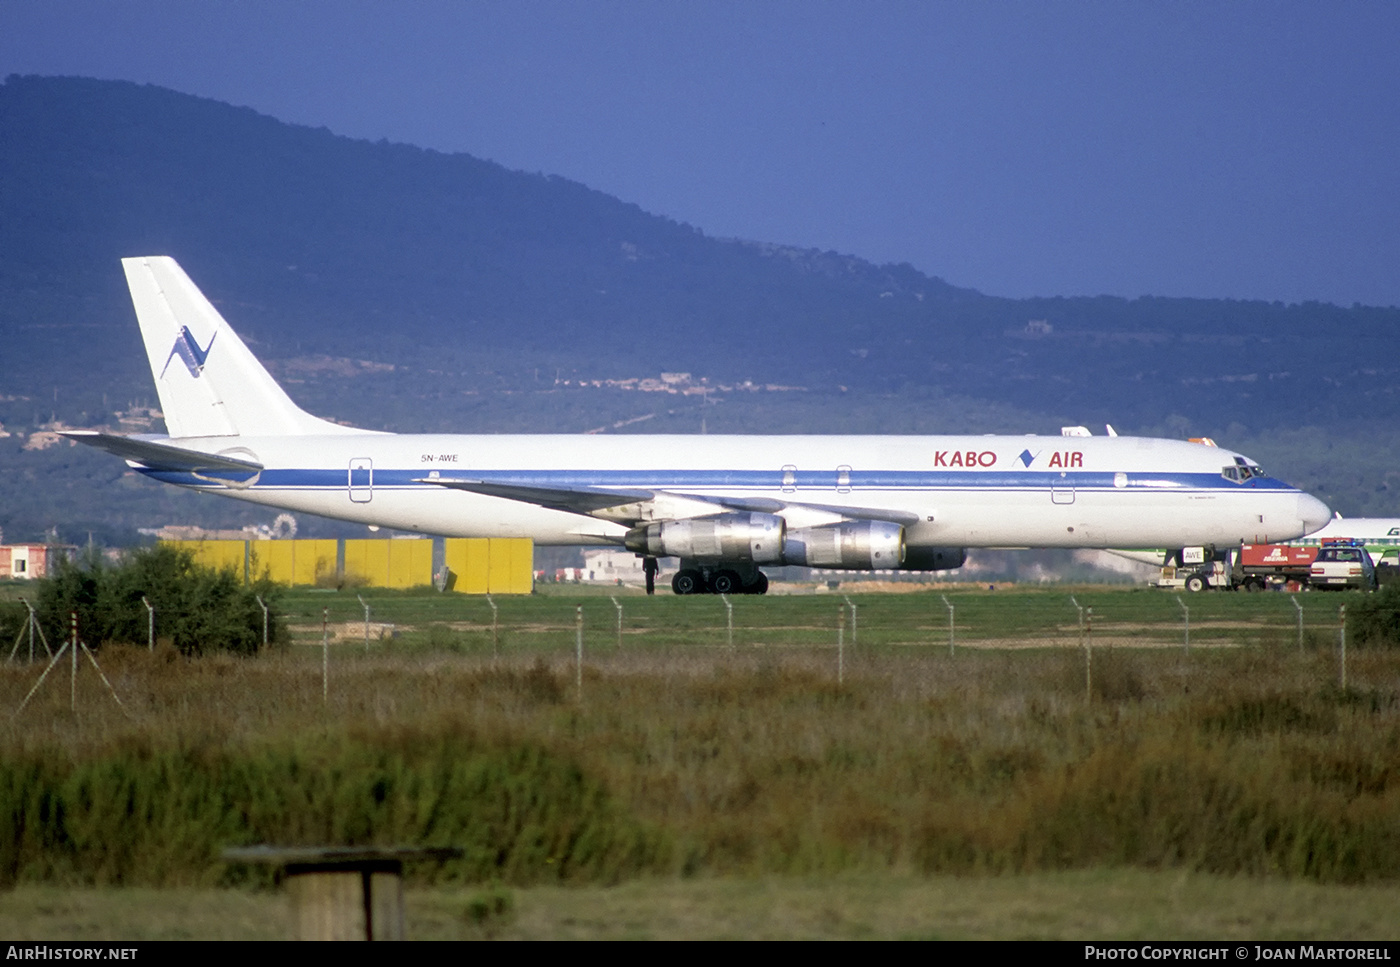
[160,326,216,379]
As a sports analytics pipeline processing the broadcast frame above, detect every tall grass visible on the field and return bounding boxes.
[1,625,1397,887]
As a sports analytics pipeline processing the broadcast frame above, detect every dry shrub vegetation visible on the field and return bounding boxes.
[2,613,1398,891]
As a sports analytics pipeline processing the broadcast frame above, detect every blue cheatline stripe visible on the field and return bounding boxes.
[141,466,1302,494]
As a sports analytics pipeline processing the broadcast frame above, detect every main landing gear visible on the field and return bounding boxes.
[670,562,770,595]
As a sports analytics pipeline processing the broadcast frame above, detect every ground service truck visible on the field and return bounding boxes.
[1156,539,1381,592]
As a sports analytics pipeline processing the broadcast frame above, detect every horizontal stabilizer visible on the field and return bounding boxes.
[61,431,264,473]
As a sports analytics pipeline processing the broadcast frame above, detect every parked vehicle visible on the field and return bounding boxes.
[1308,540,1378,590]
[1154,538,1376,592]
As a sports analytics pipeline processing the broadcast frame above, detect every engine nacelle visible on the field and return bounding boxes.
[900,546,967,571]
[783,521,905,569]
[624,512,786,563]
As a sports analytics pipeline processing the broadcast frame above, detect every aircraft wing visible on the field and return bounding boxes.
[416,476,919,527]
[61,431,264,473]
[415,477,655,515]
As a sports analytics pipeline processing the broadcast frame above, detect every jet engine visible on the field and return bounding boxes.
[783,520,905,569]
[624,512,786,563]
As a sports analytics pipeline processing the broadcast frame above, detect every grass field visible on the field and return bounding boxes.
[3,870,1399,940]
[275,580,1360,654]
[2,584,1397,939]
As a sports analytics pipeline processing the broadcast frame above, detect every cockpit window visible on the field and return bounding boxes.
[1222,458,1266,483]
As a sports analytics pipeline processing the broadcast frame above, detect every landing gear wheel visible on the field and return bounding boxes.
[672,569,704,595]
[709,569,742,595]
[744,572,769,595]
[1184,574,1207,593]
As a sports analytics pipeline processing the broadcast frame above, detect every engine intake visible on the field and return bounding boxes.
[783,521,905,569]
[624,512,786,563]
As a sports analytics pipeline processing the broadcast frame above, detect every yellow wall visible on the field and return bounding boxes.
[445,537,532,594]
[342,539,388,587]
[388,539,433,588]
[344,539,433,588]
[168,540,247,578]
[247,539,337,586]
[165,537,530,592]
[488,538,534,594]
[444,538,490,593]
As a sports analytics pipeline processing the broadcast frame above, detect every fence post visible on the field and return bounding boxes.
[70,612,78,712]
[838,605,846,686]
[1176,597,1190,651]
[357,594,371,653]
[1339,605,1347,692]
[1291,595,1303,652]
[575,606,583,702]
[1084,606,1094,702]
[487,595,499,657]
[142,596,155,651]
[843,595,858,649]
[256,595,269,651]
[941,595,955,655]
[321,608,329,706]
[722,594,733,650]
[8,598,52,664]
[610,596,623,650]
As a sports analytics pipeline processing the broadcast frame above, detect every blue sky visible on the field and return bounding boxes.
[4,0,1399,306]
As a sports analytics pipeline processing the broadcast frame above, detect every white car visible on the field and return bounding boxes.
[1309,544,1378,591]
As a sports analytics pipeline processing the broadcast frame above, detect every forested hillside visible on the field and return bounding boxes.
[2,75,1396,544]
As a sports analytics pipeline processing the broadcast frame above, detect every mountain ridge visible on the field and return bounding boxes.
[1,74,1396,543]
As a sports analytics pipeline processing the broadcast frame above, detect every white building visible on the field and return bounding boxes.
[582,548,666,586]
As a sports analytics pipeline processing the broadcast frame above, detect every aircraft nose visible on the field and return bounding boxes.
[1297,493,1331,536]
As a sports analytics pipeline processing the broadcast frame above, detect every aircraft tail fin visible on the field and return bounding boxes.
[122,256,355,438]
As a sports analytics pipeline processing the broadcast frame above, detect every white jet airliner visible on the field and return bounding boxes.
[65,257,1331,594]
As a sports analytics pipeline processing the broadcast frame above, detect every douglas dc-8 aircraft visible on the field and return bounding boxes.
[65,257,1331,594]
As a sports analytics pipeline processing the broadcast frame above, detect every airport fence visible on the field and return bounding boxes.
[6,586,1375,663]
[7,585,1393,714]
[263,587,1360,655]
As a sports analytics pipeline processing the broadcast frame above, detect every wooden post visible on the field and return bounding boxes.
[223,847,460,941]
